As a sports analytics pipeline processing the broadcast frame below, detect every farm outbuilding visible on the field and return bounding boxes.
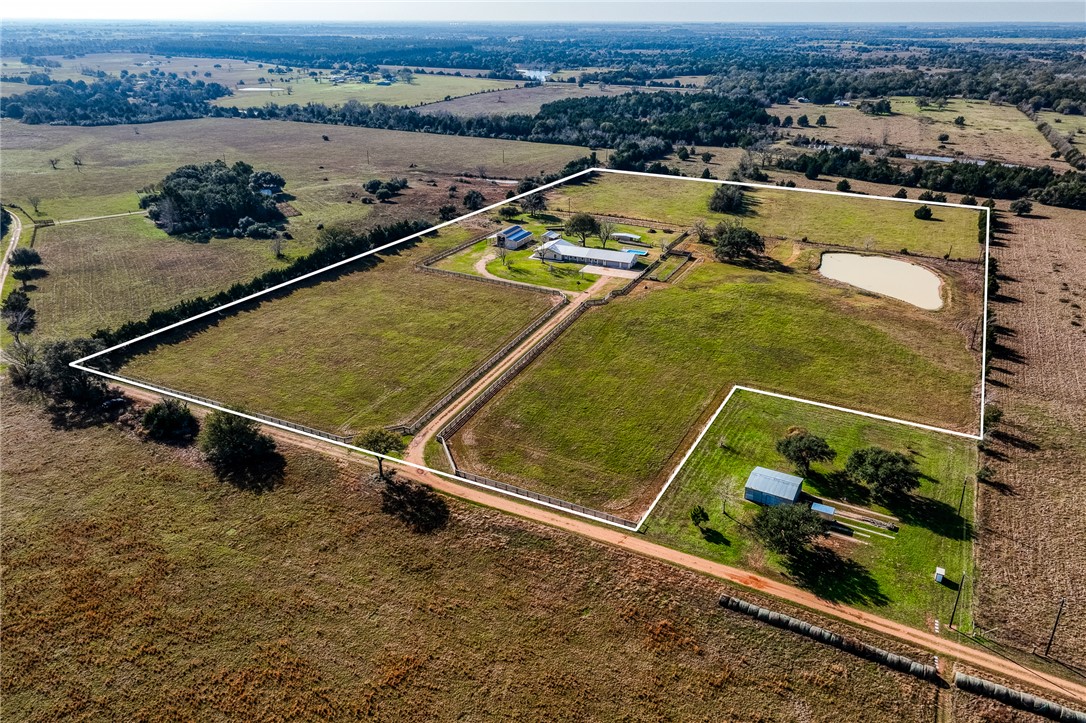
[743,467,803,506]
[610,232,642,243]
[496,225,535,250]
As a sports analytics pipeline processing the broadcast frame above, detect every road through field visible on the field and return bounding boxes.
[114,380,1086,706]
[0,210,24,289]
[54,210,148,225]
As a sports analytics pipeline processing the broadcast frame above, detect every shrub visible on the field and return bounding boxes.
[835,179,851,192]
[914,205,933,220]
[142,398,199,444]
[1009,199,1033,216]
[708,183,746,213]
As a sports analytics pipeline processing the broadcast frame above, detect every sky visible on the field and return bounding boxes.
[2,0,1083,23]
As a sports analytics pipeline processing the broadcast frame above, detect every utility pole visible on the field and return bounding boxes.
[949,574,967,629]
[1044,599,1066,657]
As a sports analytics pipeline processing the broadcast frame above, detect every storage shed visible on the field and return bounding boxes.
[496,225,535,250]
[743,467,803,506]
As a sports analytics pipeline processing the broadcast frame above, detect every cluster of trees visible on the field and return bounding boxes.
[0,76,231,125]
[775,430,922,502]
[691,217,766,261]
[140,160,285,237]
[775,148,1086,210]
[6,337,115,422]
[4,247,46,341]
[362,177,408,202]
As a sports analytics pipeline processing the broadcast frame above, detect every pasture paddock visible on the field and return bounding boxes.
[0,385,939,721]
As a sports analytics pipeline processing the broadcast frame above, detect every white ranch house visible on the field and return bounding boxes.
[538,238,638,270]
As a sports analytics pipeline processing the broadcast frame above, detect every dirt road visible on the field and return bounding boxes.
[0,210,24,289]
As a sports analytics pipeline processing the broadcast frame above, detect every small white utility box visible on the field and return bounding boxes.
[935,567,946,583]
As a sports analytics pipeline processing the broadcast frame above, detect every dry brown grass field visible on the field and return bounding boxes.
[769,97,1070,169]
[1,386,941,722]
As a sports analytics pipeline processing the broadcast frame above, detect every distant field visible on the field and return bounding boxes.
[453,249,982,516]
[643,390,977,630]
[0,118,591,223]
[214,74,523,110]
[769,97,1067,169]
[28,215,298,339]
[1036,110,1086,148]
[1,386,938,721]
[121,229,554,435]
[550,172,985,260]
[418,81,635,116]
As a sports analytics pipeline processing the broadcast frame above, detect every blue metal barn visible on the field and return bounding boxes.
[743,467,803,506]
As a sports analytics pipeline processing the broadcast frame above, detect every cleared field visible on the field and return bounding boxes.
[453,245,982,516]
[0,118,591,223]
[1036,110,1086,148]
[120,230,555,435]
[643,390,977,629]
[1,388,938,721]
[974,204,1086,667]
[215,74,523,109]
[28,215,299,339]
[418,81,634,116]
[770,97,1067,169]
[549,172,986,261]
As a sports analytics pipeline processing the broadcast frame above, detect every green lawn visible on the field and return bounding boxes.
[550,172,985,261]
[121,228,554,436]
[453,255,981,517]
[642,390,977,630]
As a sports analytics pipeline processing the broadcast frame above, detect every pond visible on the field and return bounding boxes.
[819,253,943,310]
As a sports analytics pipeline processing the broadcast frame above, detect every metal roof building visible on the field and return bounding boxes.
[538,238,638,270]
[743,467,803,506]
[496,225,535,250]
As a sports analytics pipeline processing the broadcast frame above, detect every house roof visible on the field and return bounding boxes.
[744,466,803,501]
[540,238,635,264]
[611,232,641,241]
[499,225,534,244]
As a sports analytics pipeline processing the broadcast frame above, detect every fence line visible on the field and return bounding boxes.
[115,374,356,443]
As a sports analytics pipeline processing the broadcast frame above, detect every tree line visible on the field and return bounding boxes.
[774,148,1086,210]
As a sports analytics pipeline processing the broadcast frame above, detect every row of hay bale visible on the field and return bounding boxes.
[954,673,1086,723]
[718,595,941,683]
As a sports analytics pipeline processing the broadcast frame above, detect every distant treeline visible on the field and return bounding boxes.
[211,92,773,169]
[0,76,231,125]
[775,148,1086,209]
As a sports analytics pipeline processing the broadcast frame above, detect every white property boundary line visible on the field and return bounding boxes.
[70,167,991,533]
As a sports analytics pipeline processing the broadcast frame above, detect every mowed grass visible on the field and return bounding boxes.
[435,237,600,293]
[454,256,980,516]
[215,74,523,109]
[28,215,301,338]
[643,391,977,630]
[769,97,1065,169]
[1,389,937,722]
[418,81,634,116]
[121,230,554,435]
[550,172,985,261]
[0,118,591,223]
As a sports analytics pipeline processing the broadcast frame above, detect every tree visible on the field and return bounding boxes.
[954,115,966,126]
[960,195,977,206]
[438,204,459,221]
[708,184,746,213]
[690,505,709,530]
[200,411,281,486]
[9,247,42,290]
[894,188,908,198]
[782,115,793,128]
[691,218,711,243]
[1009,199,1033,216]
[914,205,933,220]
[142,398,199,444]
[27,195,42,214]
[521,192,546,217]
[2,290,36,340]
[356,427,405,479]
[836,179,851,193]
[564,212,599,246]
[463,189,485,211]
[375,187,393,202]
[363,179,383,194]
[701,151,713,163]
[676,146,690,161]
[845,447,920,501]
[816,115,827,127]
[776,431,835,476]
[597,219,617,249]
[752,504,828,556]
[712,220,764,261]
[48,158,60,170]
[9,337,111,413]
[797,114,810,127]
[938,133,950,142]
